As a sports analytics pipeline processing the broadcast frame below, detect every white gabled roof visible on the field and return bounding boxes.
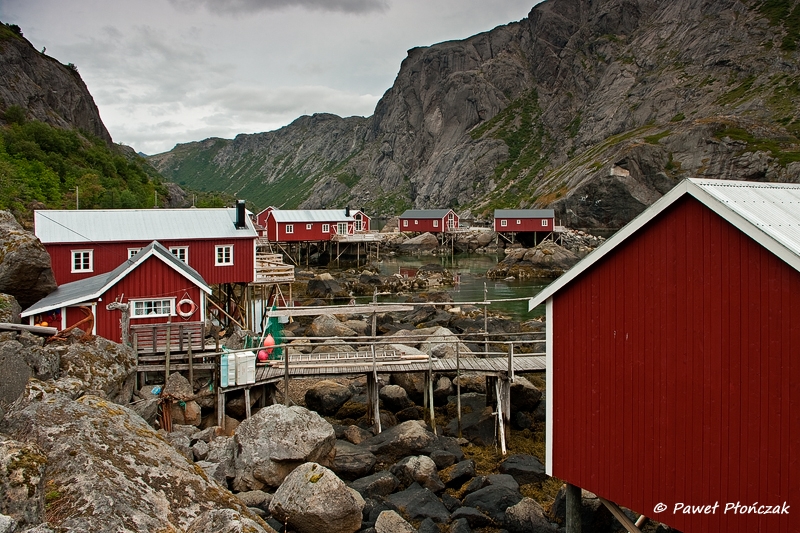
[269,209,354,223]
[494,209,555,218]
[22,241,211,318]
[529,178,800,310]
[400,209,454,219]
[34,208,258,244]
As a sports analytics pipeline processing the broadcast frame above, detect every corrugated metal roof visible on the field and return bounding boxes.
[528,178,800,310]
[400,209,453,219]
[494,209,555,218]
[22,241,211,317]
[269,209,354,223]
[693,179,800,257]
[34,208,258,244]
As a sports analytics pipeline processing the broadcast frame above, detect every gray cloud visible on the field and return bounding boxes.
[167,0,389,15]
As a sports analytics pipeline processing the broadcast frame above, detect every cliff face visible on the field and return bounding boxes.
[0,23,112,144]
[149,0,800,230]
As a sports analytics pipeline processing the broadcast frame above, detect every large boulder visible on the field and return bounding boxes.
[462,484,523,525]
[379,384,413,412]
[362,420,438,463]
[185,509,276,533]
[419,327,473,359]
[505,497,557,533]
[349,470,400,499]
[375,509,416,533]
[54,335,137,404]
[332,440,376,480]
[0,211,56,309]
[509,376,542,411]
[305,380,353,415]
[0,435,47,529]
[0,294,21,323]
[0,392,264,533]
[269,462,364,533]
[399,232,439,251]
[390,455,444,492]
[233,404,336,490]
[309,314,358,337]
[386,482,450,523]
[499,454,546,485]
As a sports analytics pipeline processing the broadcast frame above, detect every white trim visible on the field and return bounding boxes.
[71,249,93,273]
[169,246,188,263]
[433,220,439,228]
[322,223,330,233]
[215,244,234,266]
[545,296,554,476]
[500,219,508,227]
[285,224,294,234]
[127,248,141,259]
[529,178,800,310]
[130,297,175,319]
[306,223,312,230]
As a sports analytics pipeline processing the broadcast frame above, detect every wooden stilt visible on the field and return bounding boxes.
[187,333,194,387]
[495,379,507,455]
[164,322,172,383]
[566,483,583,533]
[244,388,252,419]
[428,363,437,436]
[283,344,290,406]
[217,390,226,431]
[456,341,462,438]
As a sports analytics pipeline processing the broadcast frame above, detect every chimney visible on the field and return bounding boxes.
[345,206,350,217]
[235,200,246,229]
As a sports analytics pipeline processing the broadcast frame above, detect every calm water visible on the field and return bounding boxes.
[372,254,553,320]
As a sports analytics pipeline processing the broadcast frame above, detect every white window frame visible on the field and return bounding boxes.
[542,219,549,227]
[127,248,141,259]
[131,298,175,319]
[306,223,312,230]
[433,220,439,228]
[285,224,294,234]
[71,249,93,273]
[322,223,330,233]
[403,220,408,227]
[170,246,188,263]
[336,222,348,235]
[215,245,234,266]
[517,219,522,225]
[500,219,508,227]
[414,220,419,225]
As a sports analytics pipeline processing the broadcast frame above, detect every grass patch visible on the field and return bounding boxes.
[716,75,757,106]
[717,124,800,165]
[643,130,671,144]
[670,113,685,122]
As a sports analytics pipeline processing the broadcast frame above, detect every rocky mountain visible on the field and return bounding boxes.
[149,0,800,230]
[0,23,111,143]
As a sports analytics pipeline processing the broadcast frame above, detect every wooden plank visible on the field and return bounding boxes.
[0,323,58,336]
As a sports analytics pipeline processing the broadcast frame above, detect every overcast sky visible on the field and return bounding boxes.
[0,0,537,154]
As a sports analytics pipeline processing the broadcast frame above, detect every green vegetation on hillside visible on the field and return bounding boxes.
[715,124,800,165]
[471,90,551,213]
[0,109,166,224]
[754,0,800,51]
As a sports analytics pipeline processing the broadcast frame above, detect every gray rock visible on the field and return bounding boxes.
[161,371,194,400]
[449,517,472,533]
[349,470,400,499]
[445,406,495,446]
[386,482,450,524]
[305,380,353,415]
[451,506,493,528]
[309,314,358,337]
[342,424,373,445]
[0,342,33,407]
[0,294,21,324]
[53,334,137,402]
[192,439,210,461]
[332,440,376,480]
[462,485,523,524]
[0,393,261,533]
[499,454,546,485]
[389,372,426,404]
[551,485,615,532]
[417,517,439,533]
[0,435,46,528]
[439,459,476,488]
[235,490,272,510]
[379,384,413,412]
[374,510,415,533]
[362,420,438,463]
[390,455,444,492]
[269,462,364,533]
[505,497,557,533]
[509,376,542,411]
[399,233,439,251]
[0,514,17,533]
[0,211,56,308]
[233,404,336,490]
[184,509,275,533]
[486,473,519,492]
[429,448,457,469]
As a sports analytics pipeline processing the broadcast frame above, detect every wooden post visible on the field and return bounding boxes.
[244,388,252,419]
[217,389,226,431]
[483,283,488,358]
[456,341,462,438]
[428,354,437,436]
[566,483,583,533]
[495,379,507,455]
[283,344,290,406]
[187,332,194,387]
[133,332,140,388]
[508,342,514,382]
[164,322,172,383]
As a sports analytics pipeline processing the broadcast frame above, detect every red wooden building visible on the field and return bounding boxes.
[399,209,458,233]
[34,202,258,286]
[493,209,554,233]
[528,178,800,532]
[262,208,371,242]
[22,241,211,347]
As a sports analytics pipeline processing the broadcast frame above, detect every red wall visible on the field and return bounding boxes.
[494,217,553,232]
[45,238,254,286]
[550,196,800,532]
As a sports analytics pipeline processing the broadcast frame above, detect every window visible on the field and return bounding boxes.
[337,222,348,235]
[414,220,419,225]
[433,220,439,228]
[285,224,294,234]
[542,219,548,227]
[500,220,508,227]
[306,224,312,230]
[322,223,330,232]
[403,220,408,227]
[128,248,141,259]
[170,246,188,263]
[131,298,174,318]
[516,219,522,225]
[215,245,233,265]
[71,250,93,272]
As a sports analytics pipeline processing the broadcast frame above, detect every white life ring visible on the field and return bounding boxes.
[177,298,197,319]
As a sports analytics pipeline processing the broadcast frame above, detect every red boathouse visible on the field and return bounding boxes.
[34,202,258,286]
[262,208,371,243]
[22,241,210,347]
[528,178,800,533]
[399,209,458,233]
[493,209,554,233]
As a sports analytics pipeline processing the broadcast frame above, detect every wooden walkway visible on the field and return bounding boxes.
[219,354,545,392]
